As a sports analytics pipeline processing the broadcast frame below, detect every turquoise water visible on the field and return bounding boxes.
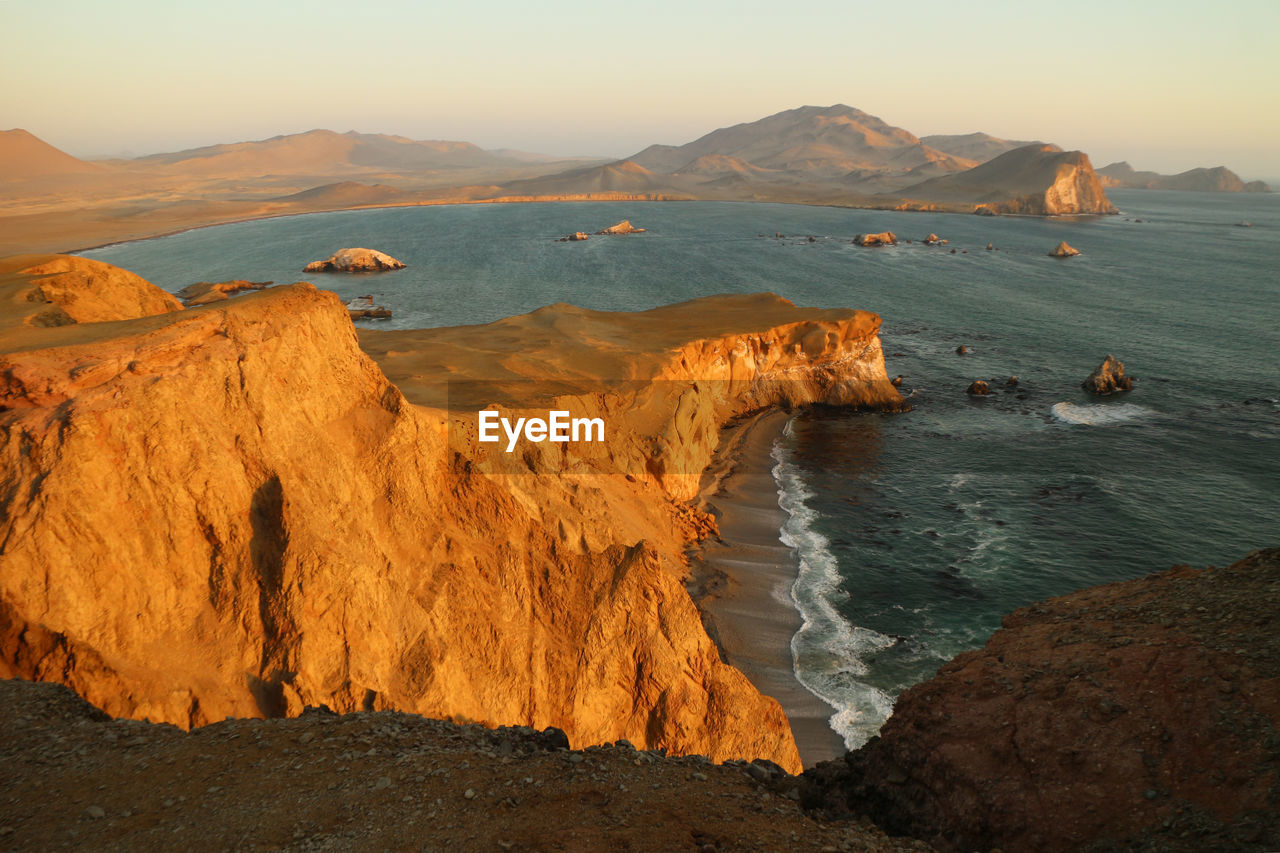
[83,191,1280,748]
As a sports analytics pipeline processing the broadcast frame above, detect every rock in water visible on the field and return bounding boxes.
[966,380,990,395]
[557,232,590,242]
[922,233,947,245]
[595,220,645,235]
[1048,241,1080,258]
[303,248,405,273]
[1081,354,1133,395]
[853,232,898,247]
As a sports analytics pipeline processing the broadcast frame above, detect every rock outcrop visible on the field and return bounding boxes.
[177,280,272,306]
[854,232,898,247]
[801,548,1280,852]
[595,220,645,235]
[557,232,589,242]
[921,233,947,245]
[303,248,405,273]
[0,255,182,333]
[901,145,1118,216]
[965,380,989,395]
[0,257,906,777]
[1049,241,1080,257]
[1082,354,1132,395]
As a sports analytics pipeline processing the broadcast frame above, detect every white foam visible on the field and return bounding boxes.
[1050,401,1150,426]
[771,423,897,750]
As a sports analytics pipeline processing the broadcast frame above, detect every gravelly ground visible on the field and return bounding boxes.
[0,678,929,852]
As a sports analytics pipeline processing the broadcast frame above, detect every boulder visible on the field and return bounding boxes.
[1049,241,1080,258]
[955,345,968,355]
[922,233,947,245]
[1082,355,1133,395]
[853,232,898,247]
[558,232,590,242]
[986,242,995,251]
[966,380,990,395]
[303,248,405,273]
[595,220,645,235]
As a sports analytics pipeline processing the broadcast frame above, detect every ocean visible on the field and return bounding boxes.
[82,190,1280,750]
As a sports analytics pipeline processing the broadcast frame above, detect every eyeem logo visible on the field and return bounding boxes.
[478,410,606,453]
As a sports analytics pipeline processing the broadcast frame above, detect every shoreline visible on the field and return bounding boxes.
[47,191,1113,258]
[690,409,847,768]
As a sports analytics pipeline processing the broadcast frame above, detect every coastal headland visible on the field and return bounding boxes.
[0,254,905,776]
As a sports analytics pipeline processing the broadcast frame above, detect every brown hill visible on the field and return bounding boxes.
[1098,161,1271,192]
[0,129,104,182]
[630,105,972,177]
[898,144,1117,214]
[137,129,508,176]
[804,547,1280,852]
[920,132,1042,164]
[272,180,410,206]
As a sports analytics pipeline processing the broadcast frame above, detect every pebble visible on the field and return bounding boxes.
[463,789,477,800]
[85,806,105,820]
[375,777,391,790]
[692,772,707,781]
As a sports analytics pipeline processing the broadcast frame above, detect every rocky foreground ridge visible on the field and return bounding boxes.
[802,548,1280,852]
[0,254,904,776]
[0,677,928,852]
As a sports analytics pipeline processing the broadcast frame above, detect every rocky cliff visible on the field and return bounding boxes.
[898,144,1118,215]
[0,256,904,775]
[802,548,1280,851]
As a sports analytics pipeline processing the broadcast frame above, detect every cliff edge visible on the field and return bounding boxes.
[802,548,1280,851]
[0,256,904,775]
[896,144,1118,215]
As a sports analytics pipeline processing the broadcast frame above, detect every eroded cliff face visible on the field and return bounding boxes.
[0,256,903,775]
[802,548,1280,851]
[976,151,1117,215]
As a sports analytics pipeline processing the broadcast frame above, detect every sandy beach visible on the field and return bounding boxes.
[692,410,848,767]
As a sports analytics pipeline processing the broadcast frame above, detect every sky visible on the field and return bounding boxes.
[3,0,1279,179]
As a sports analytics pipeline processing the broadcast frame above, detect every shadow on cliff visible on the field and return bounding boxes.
[248,475,293,718]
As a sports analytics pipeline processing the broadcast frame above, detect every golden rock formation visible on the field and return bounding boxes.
[0,256,904,775]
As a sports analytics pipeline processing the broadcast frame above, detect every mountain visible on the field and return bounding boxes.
[630,104,974,176]
[136,129,510,176]
[920,132,1042,164]
[0,129,104,182]
[500,106,1114,214]
[1098,161,1270,192]
[899,144,1117,215]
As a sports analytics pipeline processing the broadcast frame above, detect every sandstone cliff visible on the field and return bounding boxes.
[898,144,1118,215]
[0,256,904,775]
[802,548,1280,851]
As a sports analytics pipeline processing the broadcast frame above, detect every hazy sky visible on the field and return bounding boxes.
[3,0,1278,178]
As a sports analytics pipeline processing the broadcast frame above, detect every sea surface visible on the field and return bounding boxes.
[83,191,1280,749]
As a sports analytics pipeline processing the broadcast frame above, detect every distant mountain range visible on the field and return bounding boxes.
[0,109,1269,253]
[498,105,1120,214]
[1097,161,1269,193]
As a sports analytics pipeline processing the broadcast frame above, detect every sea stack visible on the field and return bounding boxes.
[1049,241,1080,258]
[303,248,405,273]
[1082,355,1133,395]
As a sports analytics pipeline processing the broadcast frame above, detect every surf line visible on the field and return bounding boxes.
[478,410,605,453]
